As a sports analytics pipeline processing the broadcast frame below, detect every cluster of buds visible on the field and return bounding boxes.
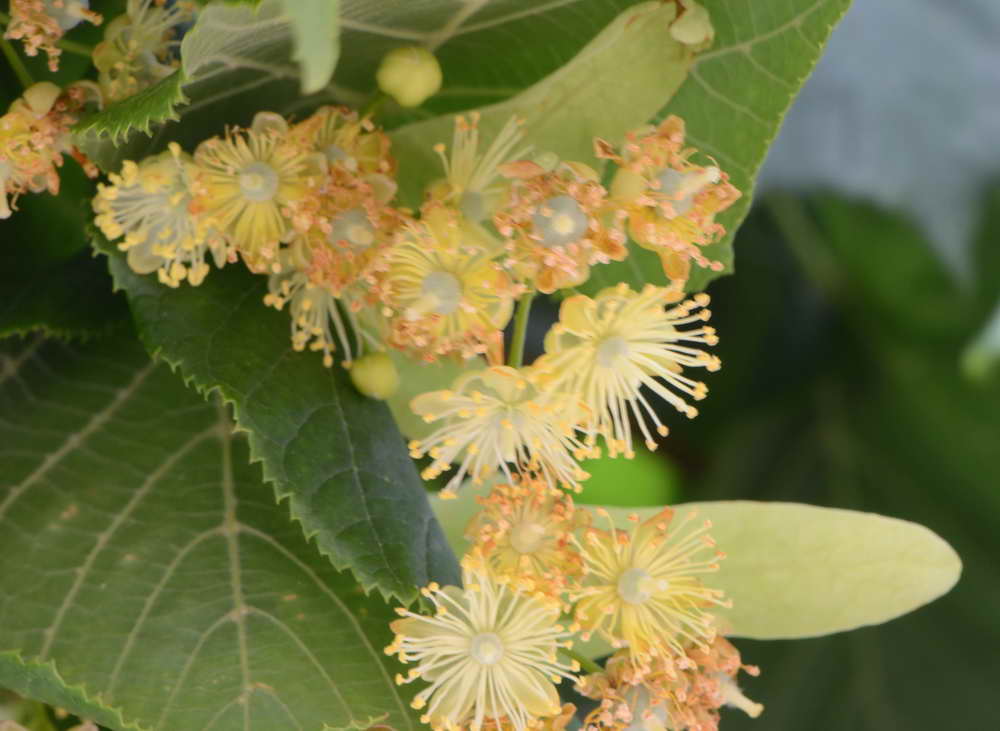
[1,80,99,219]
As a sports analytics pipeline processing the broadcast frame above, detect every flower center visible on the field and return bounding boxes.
[617,567,667,605]
[237,161,280,202]
[533,194,588,248]
[329,208,375,249]
[510,520,547,554]
[324,144,358,171]
[596,335,629,368]
[469,632,504,665]
[655,166,720,218]
[421,270,462,315]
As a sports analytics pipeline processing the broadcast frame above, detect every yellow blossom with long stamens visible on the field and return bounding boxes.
[578,639,762,731]
[5,0,102,71]
[427,113,529,223]
[533,283,720,458]
[93,143,229,287]
[598,116,740,288]
[92,0,194,102]
[380,206,516,362]
[409,366,590,494]
[467,476,589,598]
[573,508,730,672]
[385,555,579,731]
[191,111,324,271]
[494,159,626,293]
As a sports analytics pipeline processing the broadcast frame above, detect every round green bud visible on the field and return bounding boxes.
[349,352,400,400]
[376,46,443,108]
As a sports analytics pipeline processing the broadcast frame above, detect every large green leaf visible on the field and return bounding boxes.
[0,162,127,340]
[389,1,698,206]
[0,334,420,731]
[74,71,188,144]
[95,235,460,601]
[582,0,853,294]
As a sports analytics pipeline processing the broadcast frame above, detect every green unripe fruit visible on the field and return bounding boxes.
[350,352,400,400]
[376,46,443,108]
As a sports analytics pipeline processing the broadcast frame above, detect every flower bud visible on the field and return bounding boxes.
[376,46,443,107]
[22,82,62,117]
[350,352,400,400]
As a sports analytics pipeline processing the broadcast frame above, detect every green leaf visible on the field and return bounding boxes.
[582,0,853,295]
[600,501,961,639]
[95,235,460,601]
[388,1,699,206]
[73,70,188,144]
[0,334,422,730]
[0,162,127,340]
[0,652,138,731]
[283,0,341,94]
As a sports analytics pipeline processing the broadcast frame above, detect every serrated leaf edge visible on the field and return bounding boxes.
[91,235,425,605]
[73,71,190,145]
[0,650,146,731]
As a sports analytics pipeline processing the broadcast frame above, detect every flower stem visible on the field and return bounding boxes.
[561,647,602,675]
[57,37,95,57]
[507,292,535,368]
[360,92,388,120]
[0,36,34,89]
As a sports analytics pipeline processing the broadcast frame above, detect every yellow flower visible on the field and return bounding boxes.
[92,0,194,102]
[93,143,229,287]
[427,113,528,223]
[191,111,323,271]
[466,476,589,599]
[4,0,102,71]
[578,639,762,731]
[573,508,729,669]
[494,159,626,293]
[409,366,590,494]
[533,284,720,458]
[381,206,516,362]
[1,81,97,219]
[286,176,406,299]
[385,556,579,731]
[290,104,395,183]
[598,116,740,287]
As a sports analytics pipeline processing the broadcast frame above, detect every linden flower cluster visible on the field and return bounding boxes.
[89,86,748,730]
[386,478,763,731]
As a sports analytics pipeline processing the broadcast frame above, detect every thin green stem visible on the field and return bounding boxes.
[0,36,34,89]
[506,292,535,368]
[360,92,388,120]
[561,647,602,675]
[57,37,94,57]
